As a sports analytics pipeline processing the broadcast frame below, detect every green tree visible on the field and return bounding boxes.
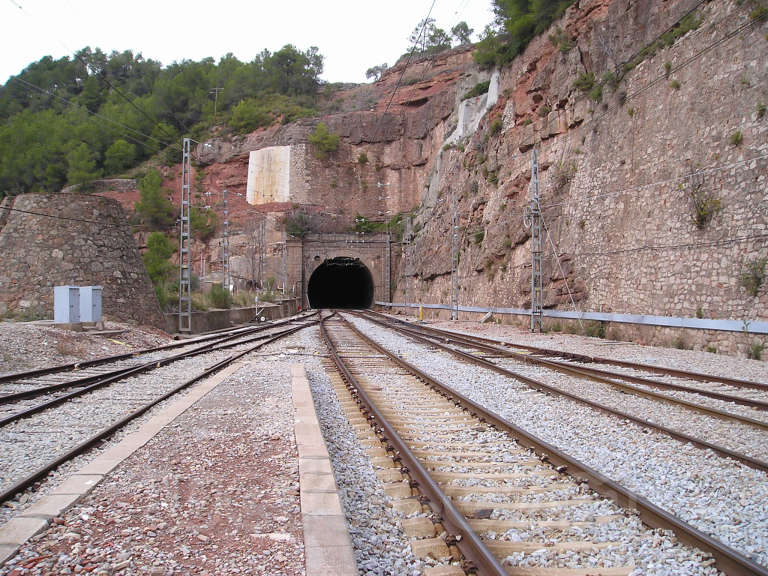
[142,232,176,309]
[308,122,339,160]
[104,139,136,174]
[134,168,176,230]
[365,63,388,81]
[409,18,452,55]
[451,21,474,45]
[66,142,101,186]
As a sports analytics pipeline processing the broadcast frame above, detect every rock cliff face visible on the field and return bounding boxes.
[89,0,766,351]
[395,0,766,354]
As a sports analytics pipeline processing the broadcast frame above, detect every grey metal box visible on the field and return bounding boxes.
[79,286,102,323]
[54,286,80,323]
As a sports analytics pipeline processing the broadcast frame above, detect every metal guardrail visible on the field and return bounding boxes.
[376,302,768,335]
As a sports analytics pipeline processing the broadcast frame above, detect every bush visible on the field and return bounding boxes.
[748,341,765,360]
[134,169,176,230]
[209,283,232,309]
[190,206,218,241]
[309,122,339,160]
[462,81,491,101]
[357,152,369,165]
[473,229,485,244]
[729,131,743,146]
[584,321,606,338]
[758,103,766,119]
[573,72,595,93]
[489,118,502,136]
[739,258,766,297]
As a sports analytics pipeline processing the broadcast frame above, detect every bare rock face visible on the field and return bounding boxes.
[0,193,165,327]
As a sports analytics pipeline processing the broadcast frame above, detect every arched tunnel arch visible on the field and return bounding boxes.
[307,257,374,309]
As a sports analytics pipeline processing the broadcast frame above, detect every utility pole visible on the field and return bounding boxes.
[210,87,223,126]
[282,228,287,295]
[524,149,543,332]
[221,188,230,292]
[449,189,459,320]
[178,138,192,333]
[259,217,266,288]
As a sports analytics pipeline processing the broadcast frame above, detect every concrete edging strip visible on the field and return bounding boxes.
[291,363,357,576]
[0,362,243,566]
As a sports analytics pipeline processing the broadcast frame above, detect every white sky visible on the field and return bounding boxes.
[1,0,494,85]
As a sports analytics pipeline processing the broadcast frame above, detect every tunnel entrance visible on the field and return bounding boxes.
[307,257,374,309]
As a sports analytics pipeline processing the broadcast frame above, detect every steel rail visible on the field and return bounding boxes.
[320,316,507,576]
[0,312,317,385]
[0,313,318,404]
[336,313,768,576]
[0,318,318,427]
[353,312,768,472]
[360,313,768,429]
[370,309,767,391]
[0,321,316,506]
[367,311,768,411]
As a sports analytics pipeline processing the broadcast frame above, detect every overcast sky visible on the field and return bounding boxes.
[1,0,494,85]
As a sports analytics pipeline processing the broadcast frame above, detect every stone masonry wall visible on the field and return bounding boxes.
[398,0,768,356]
[0,193,165,328]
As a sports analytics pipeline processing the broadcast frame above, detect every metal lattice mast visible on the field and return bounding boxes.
[178,138,192,333]
[449,190,459,320]
[527,149,543,332]
[221,188,230,291]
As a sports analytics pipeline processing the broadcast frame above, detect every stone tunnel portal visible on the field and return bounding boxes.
[307,257,374,309]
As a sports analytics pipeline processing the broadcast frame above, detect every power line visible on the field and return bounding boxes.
[373,0,439,140]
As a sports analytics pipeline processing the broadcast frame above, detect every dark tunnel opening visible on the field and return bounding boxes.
[307,257,374,309]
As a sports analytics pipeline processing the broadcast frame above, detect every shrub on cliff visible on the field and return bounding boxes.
[309,123,339,160]
[134,168,176,230]
[473,0,575,69]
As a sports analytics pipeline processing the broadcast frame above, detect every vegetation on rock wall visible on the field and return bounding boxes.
[474,0,575,69]
[0,45,324,198]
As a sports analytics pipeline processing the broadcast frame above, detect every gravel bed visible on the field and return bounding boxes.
[418,317,768,384]
[0,321,171,375]
[0,333,307,576]
[297,325,425,576]
[0,328,291,526]
[487,358,768,461]
[357,338,721,575]
[347,314,768,568]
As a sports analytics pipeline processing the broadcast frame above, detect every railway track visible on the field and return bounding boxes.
[321,313,768,576]
[0,313,318,508]
[356,310,768,471]
[364,310,768,403]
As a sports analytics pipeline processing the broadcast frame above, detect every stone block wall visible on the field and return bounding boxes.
[0,193,165,328]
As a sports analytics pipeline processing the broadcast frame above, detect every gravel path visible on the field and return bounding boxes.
[1,334,307,576]
[347,313,768,567]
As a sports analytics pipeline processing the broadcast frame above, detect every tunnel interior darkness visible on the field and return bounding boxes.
[307,257,374,309]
